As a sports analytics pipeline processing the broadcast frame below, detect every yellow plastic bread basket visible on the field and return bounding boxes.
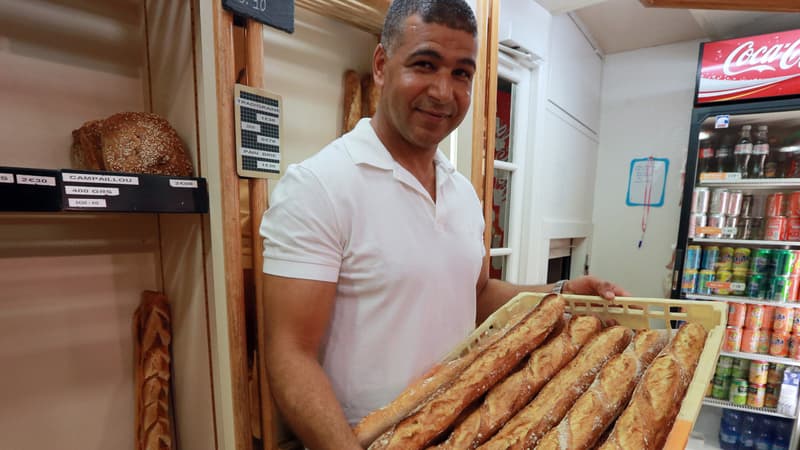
[442,292,727,450]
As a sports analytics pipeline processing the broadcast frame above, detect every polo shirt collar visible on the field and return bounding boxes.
[346,118,456,175]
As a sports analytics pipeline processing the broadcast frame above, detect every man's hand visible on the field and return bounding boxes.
[562,275,631,301]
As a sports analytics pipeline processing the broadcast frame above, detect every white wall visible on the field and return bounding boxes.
[590,39,703,297]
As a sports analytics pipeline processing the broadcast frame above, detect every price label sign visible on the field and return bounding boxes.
[235,84,283,179]
[222,0,294,33]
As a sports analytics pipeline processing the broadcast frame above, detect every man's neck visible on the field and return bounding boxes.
[370,114,437,183]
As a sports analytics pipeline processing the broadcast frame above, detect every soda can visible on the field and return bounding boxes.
[723,326,743,352]
[741,327,760,353]
[732,248,752,271]
[737,217,761,240]
[723,216,739,239]
[730,378,749,405]
[789,276,800,302]
[727,191,744,216]
[747,383,766,408]
[689,213,707,238]
[793,314,800,334]
[765,216,788,241]
[716,356,734,377]
[732,358,751,379]
[706,380,713,397]
[728,303,747,327]
[712,375,731,400]
[770,331,790,357]
[692,187,711,213]
[697,270,715,295]
[747,273,767,299]
[772,249,797,276]
[767,193,786,217]
[745,304,765,329]
[749,360,769,384]
[768,275,792,302]
[768,363,786,384]
[715,270,733,295]
[773,307,795,333]
[762,305,775,330]
[732,269,748,296]
[792,250,800,274]
[717,247,735,271]
[685,245,702,270]
[708,214,725,238]
[791,336,800,360]
[757,329,772,354]
[765,383,780,408]
[681,269,698,295]
[750,249,772,274]
[702,247,720,271]
[787,217,800,241]
[711,189,730,215]
[790,191,800,217]
[741,194,754,217]
[752,194,768,218]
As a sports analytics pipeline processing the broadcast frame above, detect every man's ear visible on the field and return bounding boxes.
[373,44,386,88]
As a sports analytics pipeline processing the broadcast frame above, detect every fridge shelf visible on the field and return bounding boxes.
[690,238,800,248]
[685,294,800,308]
[698,177,800,190]
[702,398,794,419]
[720,351,800,367]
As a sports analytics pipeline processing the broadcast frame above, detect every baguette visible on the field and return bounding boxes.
[597,322,707,450]
[536,329,669,450]
[134,291,174,450]
[478,326,634,450]
[354,313,523,447]
[343,70,362,133]
[433,315,603,449]
[368,295,566,450]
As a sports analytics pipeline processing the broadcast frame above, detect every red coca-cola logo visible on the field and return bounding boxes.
[697,29,800,104]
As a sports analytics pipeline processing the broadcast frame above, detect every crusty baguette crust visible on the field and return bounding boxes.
[343,70,362,133]
[536,329,669,450]
[478,326,634,450]
[434,315,603,449]
[135,291,174,450]
[354,314,524,447]
[597,322,707,450]
[361,73,380,118]
[368,295,566,450]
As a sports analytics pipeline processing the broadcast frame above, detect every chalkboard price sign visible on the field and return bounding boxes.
[222,0,294,33]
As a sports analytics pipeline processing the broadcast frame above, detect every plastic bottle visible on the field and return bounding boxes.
[717,135,736,173]
[719,409,741,450]
[738,414,756,449]
[755,417,774,450]
[750,125,769,178]
[734,125,754,177]
[698,137,717,177]
[771,419,790,450]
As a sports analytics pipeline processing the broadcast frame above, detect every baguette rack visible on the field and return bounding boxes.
[443,293,726,450]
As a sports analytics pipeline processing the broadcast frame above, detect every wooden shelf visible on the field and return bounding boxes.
[0,166,208,214]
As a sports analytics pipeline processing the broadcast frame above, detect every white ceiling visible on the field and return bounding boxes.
[536,0,800,55]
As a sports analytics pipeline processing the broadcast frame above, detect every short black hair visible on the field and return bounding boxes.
[380,0,478,55]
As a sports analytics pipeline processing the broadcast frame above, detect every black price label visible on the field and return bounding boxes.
[222,0,294,33]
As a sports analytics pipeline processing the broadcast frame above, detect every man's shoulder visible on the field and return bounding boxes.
[296,136,355,176]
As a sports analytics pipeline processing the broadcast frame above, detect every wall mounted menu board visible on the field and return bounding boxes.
[234,84,283,180]
[222,0,294,33]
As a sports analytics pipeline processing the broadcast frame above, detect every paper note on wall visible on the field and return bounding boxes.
[626,157,669,207]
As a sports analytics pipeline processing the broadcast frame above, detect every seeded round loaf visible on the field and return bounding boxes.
[100,112,193,176]
[71,119,105,171]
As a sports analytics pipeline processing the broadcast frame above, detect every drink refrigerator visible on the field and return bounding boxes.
[672,29,800,449]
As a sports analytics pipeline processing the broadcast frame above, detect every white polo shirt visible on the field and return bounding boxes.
[260,119,485,424]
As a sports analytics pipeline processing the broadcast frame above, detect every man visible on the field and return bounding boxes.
[259,0,628,448]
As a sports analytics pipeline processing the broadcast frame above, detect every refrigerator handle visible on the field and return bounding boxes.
[673,247,684,295]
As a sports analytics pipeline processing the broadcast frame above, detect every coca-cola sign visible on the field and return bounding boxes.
[697,29,800,104]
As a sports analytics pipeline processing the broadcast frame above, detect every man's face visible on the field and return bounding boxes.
[374,15,477,152]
